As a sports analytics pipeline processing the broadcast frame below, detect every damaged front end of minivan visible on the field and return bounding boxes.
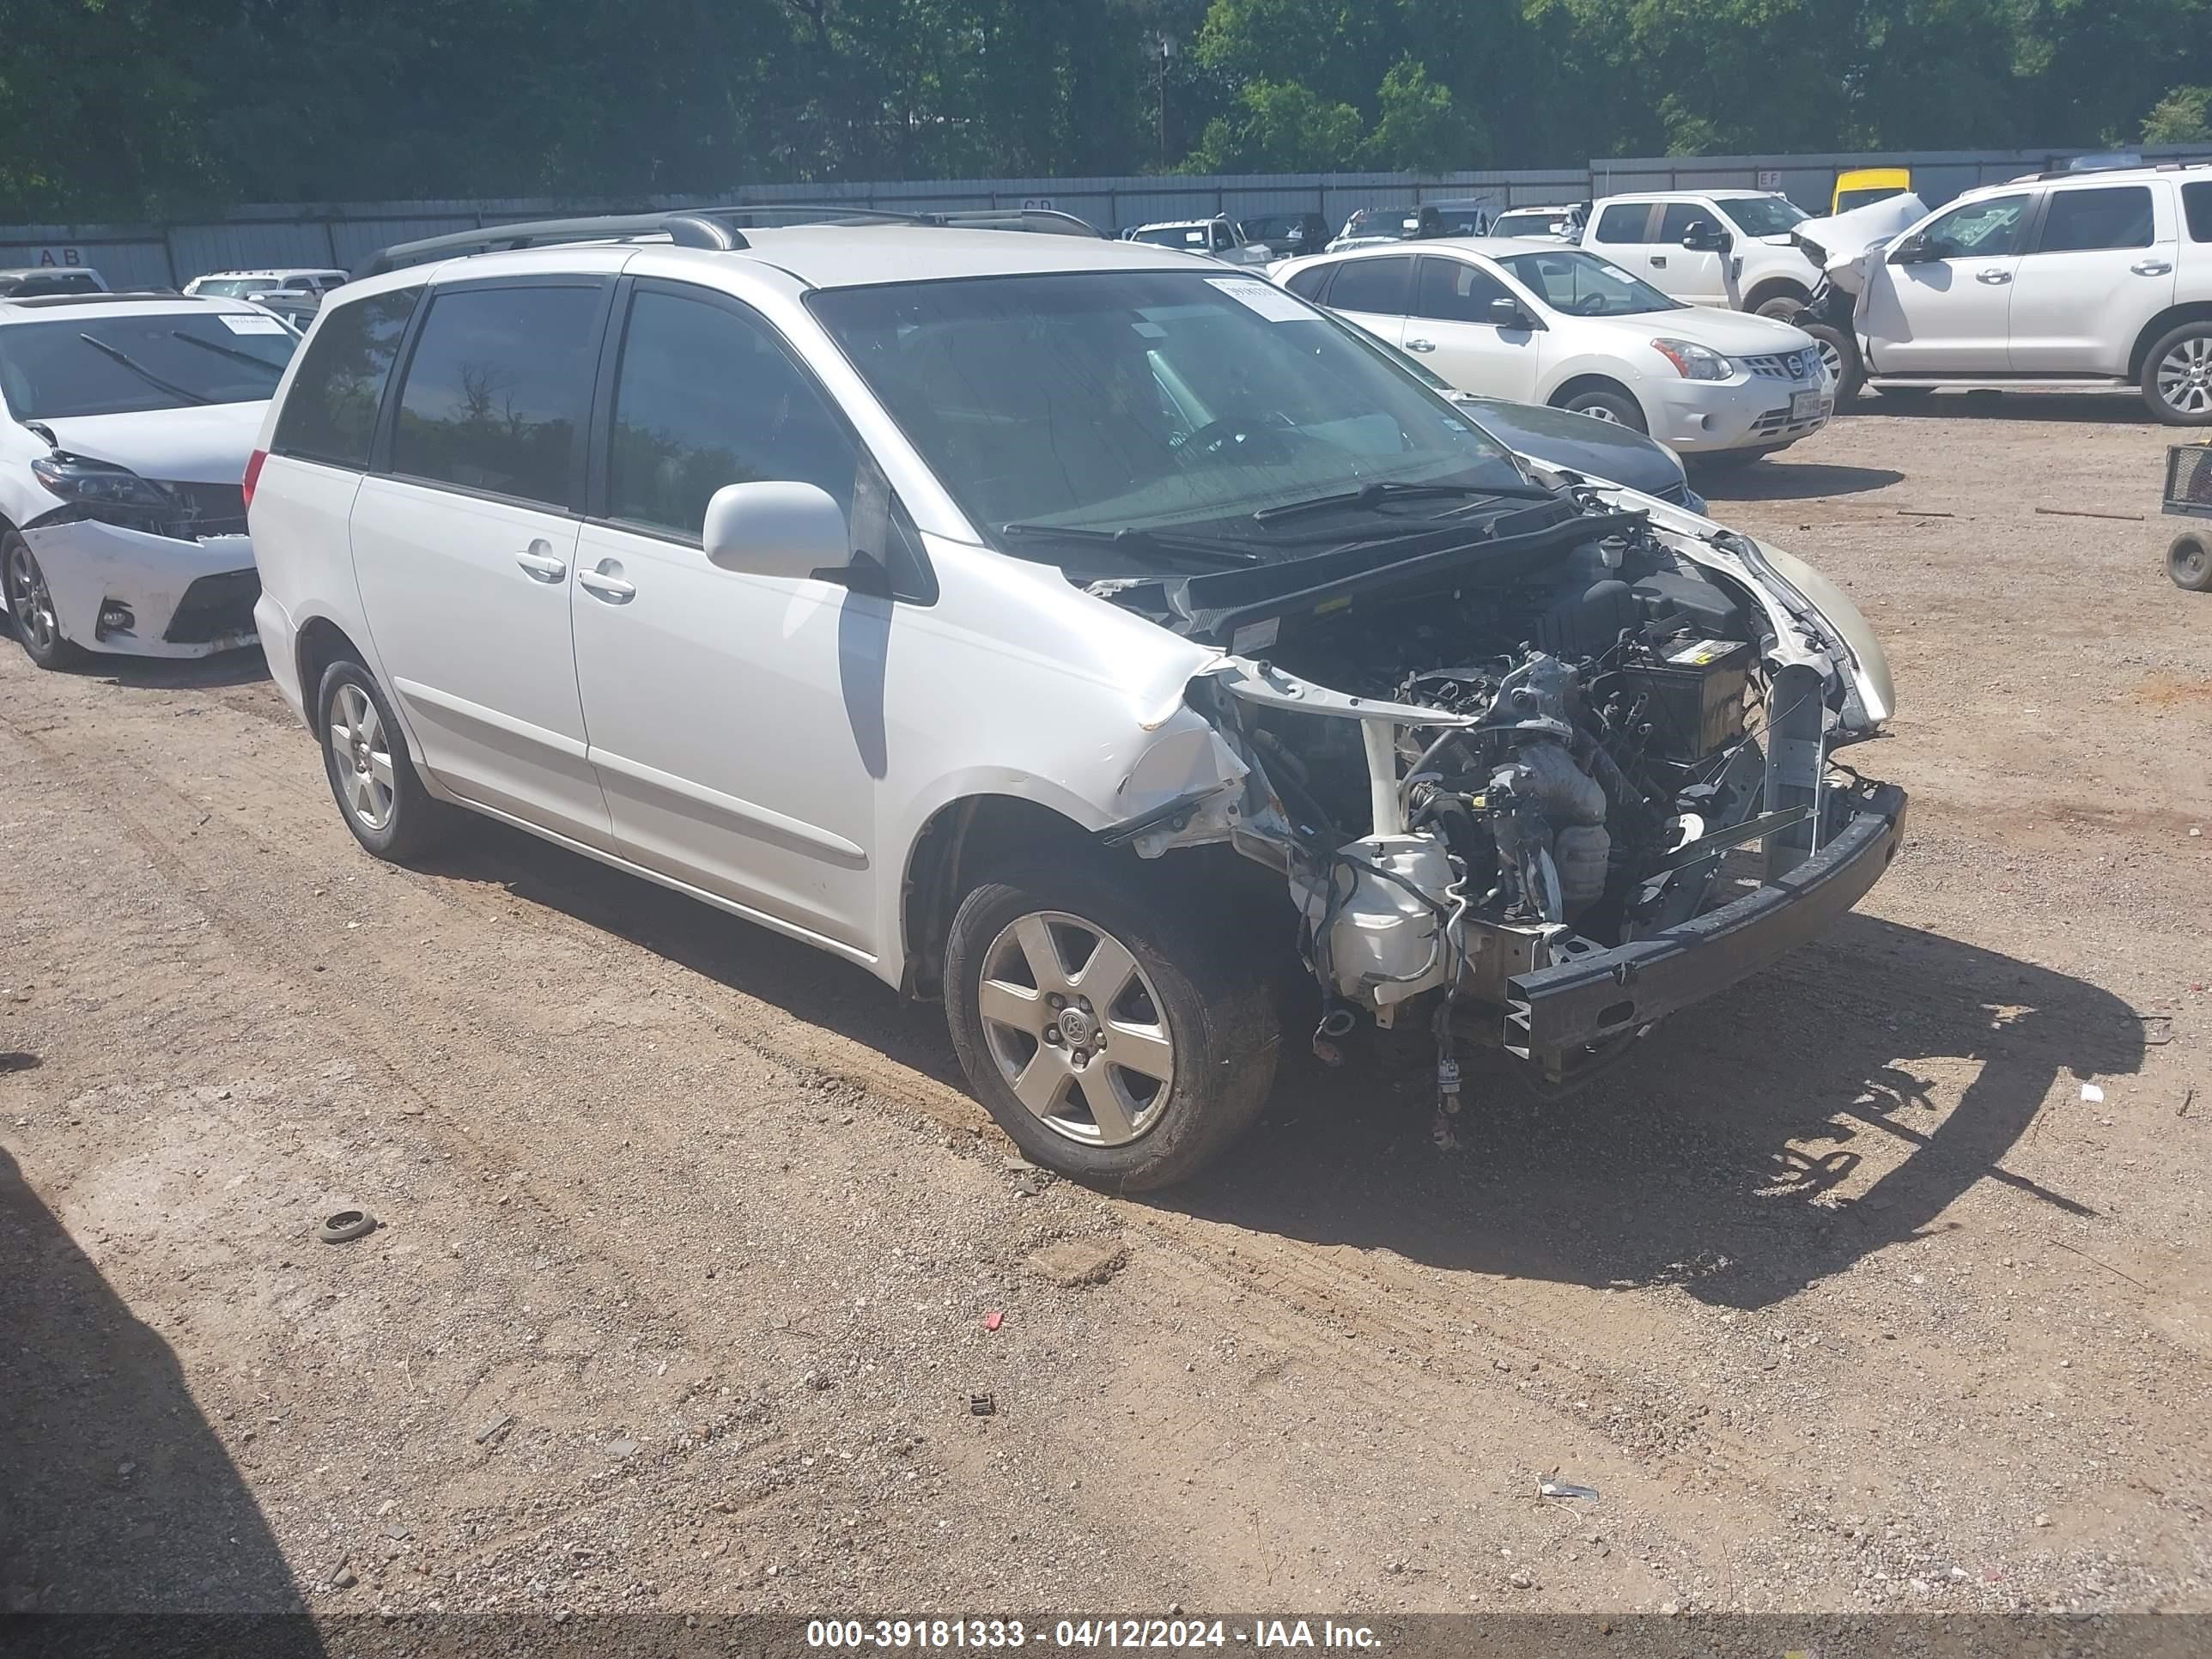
[1096,483,1906,1103]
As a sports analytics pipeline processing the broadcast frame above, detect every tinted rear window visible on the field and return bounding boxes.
[1282,265,1333,301]
[389,284,601,507]
[1593,203,1652,243]
[2184,182,2212,243]
[2039,185,2154,252]
[270,288,420,469]
[1325,255,1413,314]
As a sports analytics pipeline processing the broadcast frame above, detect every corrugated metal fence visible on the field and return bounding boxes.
[6,147,2209,289]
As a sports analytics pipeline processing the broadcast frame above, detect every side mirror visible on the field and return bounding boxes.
[702,481,850,580]
[1888,232,1932,264]
[1680,220,1733,253]
[1487,295,1531,329]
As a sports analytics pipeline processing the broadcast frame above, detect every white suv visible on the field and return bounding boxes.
[184,268,351,300]
[1847,163,2212,424]
[249,209,1905,1188]
[1583,191,1823,317]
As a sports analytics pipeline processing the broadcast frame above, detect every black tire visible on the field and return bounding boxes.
[1555,385,1648,433]
[3,531,84,671]
[1802,321,1863,403]
[315,657,457,862]
[2141,320,2212,427]
[1872,384,1935,403]
[1753,294,1805,320]
[944,855,1279,1191]
[2171,532,2212,592]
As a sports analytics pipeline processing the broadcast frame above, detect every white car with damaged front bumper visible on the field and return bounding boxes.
[0,296,296,668]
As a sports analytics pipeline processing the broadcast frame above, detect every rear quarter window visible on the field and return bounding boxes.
[1593,203,1654,243]
[270,288,421,469]
[2185,182,2212,243]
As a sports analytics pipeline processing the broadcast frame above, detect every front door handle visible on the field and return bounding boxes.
[515,540,567,582]
[2132,258,2173,276]
[577,561,635,604]
[1975,267,2012,284]
[1404,337,1437,353]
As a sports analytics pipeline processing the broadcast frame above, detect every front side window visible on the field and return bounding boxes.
[808,269,1525,572]
[1413,257,1512,322]
[1717,196,1809,236]
[390,284,601,507]
[2037,185,2154,253]
[1593,203,1655,243]
[1496,251,1680,317]
[1657,203,1715,243]
[605,289,860,538]
[0,309,300,420]
[1323,255,1414,315]
[1918,194,2032,259]
[270,287,420,467]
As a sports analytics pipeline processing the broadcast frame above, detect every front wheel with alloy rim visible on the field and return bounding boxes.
[4,531,83,670]
[1555,386,1648,433]
[316,658,457,861]
[945,860,1279,1190]
[2144,322,2212,426]
[1801,322,1862,403]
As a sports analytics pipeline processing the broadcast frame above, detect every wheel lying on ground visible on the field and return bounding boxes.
[3,530,83,670]
[2170,531,2212,592]
[1801,322,1863,404]
[944,856,1279,1191]
[315,656,458,861]
[2142,320,2212,426]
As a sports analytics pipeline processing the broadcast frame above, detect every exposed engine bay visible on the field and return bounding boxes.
[1097,491,1903,1101]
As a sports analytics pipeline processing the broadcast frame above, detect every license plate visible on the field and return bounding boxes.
[1790,389,1825,422]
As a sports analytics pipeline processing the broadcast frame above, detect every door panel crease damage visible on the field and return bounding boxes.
[1091,483,1905,1129]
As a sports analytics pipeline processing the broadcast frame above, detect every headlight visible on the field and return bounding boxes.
[1650,337,1735,381]
[30,453,177,510]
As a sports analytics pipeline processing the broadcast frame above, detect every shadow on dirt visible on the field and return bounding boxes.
[427,823,2137,1313]
[73,644,270,691]
[1845,390,2159,427]
[0,1146,319,1644]
[1693,459,1904,502]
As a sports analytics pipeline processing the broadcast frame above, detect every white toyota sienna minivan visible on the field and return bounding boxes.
[249,207,1905,1189]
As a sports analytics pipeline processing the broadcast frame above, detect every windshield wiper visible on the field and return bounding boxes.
[1250,478,1557,525]
[77,333,212,406]
[169,330,284,374]
[1000,520,1266,568]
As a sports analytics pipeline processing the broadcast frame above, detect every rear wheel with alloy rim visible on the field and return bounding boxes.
[4,531,83,670]
[945,858,1278,1189]
[316,658,457,861]
[2144,322,2212,425]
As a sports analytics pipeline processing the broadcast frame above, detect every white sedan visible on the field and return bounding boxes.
[1271,239,1833,463]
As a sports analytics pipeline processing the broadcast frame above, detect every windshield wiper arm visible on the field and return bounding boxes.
[1251,478,1556,525]
[77,333,212,405]
[1000,520,1266,568]
[169,330,284,374]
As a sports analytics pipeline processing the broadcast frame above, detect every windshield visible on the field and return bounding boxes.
[1833,187,1905,213]
[1718,196,1810,236]
[808,270,1527,570]
[0,311,299,417]
[1496,250,1680,317]
[192,277,281,297]
[1132,225,1208,249]
[1493,212,1557,236]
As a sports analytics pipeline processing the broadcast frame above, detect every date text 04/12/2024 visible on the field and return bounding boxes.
[804,1620,1382,1650]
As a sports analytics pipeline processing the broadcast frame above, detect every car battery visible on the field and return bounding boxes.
[1615,636,1755,762]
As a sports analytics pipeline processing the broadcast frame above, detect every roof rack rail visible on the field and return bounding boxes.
[358,201,1103,278]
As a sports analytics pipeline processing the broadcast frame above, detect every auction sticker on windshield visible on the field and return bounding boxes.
[1206,277,1312,323]
[220,313,289,334]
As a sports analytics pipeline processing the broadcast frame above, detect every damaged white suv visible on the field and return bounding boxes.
[249,210,1905,1189]
[1,292,296,666]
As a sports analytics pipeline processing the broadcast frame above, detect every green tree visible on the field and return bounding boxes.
[1184,78,1365,170]
[1362,57,1484,169]
[2143,84,2212,143]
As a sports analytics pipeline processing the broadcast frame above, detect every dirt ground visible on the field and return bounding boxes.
[3,392,2209,1630]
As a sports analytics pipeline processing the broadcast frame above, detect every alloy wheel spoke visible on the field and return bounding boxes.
[1012,914,1068,994]
[1070,933,1138,1006]
[977,976,1048,1036]
[1102,1019,1173,1083]
[1011,1047,1071,1118]
[1075,1066,1136,1144]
